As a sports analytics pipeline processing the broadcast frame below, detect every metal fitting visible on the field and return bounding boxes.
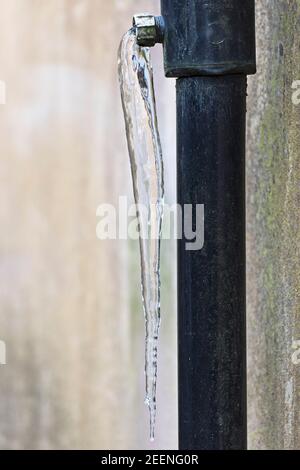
[133,13,165,47]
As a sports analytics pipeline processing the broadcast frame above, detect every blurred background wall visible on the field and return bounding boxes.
[0,0,177,450]
[0,0,299,451]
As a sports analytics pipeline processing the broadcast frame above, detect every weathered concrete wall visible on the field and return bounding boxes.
[247,0,300,449]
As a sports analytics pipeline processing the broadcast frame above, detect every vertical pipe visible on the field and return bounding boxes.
[177,76,247,450]
[160,0,256,450]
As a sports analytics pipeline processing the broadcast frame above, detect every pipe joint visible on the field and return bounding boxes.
[161,0,256,77]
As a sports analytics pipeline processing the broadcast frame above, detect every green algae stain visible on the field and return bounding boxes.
[248,1,300,449]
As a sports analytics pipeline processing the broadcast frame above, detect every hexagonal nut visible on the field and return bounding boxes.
[133,14,157,47]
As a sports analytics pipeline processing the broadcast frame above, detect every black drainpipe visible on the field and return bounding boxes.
[160,0,256,450]
[134,0,256,450]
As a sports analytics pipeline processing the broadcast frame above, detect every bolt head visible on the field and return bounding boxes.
[133,13,157,47]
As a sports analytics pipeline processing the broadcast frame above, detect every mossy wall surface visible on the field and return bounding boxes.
[247,0,300,449]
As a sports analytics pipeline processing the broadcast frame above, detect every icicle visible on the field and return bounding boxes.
[118,29,164,440]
